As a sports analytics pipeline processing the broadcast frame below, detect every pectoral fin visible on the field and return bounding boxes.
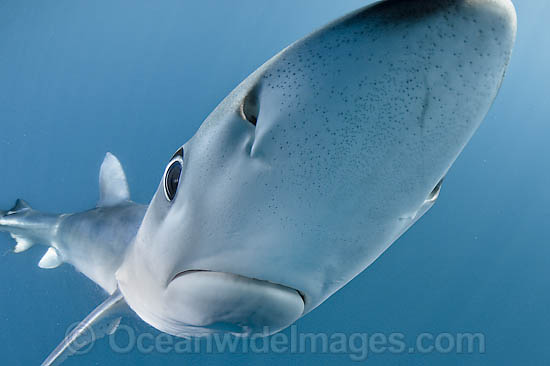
[41,289,128,366]
[38,247,63,269]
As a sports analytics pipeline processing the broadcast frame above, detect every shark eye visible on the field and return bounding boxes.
[163,152,183,202]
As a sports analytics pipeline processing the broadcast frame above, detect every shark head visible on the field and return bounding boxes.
[116,0,516,337]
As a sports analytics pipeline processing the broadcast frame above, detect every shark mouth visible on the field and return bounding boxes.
[172,269,305,300]
[163,269,305,336]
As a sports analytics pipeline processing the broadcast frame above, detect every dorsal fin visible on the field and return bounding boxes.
[41,289,128,366]
[98,153,130,207]
[7,199,31,215]
[13,199,31,211]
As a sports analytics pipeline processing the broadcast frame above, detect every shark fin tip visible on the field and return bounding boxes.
[98,153,130,207]
[38,247,63,269]
[10,234,35,253]
[12,199,31,212]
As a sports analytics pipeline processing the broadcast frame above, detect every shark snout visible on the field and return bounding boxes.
[118,0,517,341]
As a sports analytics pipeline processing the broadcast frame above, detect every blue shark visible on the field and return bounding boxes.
[0,0,516,364]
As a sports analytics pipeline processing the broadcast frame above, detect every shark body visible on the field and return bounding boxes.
[0,0,517,364]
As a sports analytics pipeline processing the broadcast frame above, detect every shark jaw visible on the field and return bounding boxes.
[120,268,305,337]
[170,269,307,301]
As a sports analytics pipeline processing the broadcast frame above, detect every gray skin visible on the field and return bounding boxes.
[0,199,146,294]
[1,0,517,346]
[54,203,146,292]
[118,0,516,338]
[1,152,147,366]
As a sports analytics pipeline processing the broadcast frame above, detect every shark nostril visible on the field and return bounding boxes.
[245,110,257,125]
[241,87,260,126]
[427,178,444,202]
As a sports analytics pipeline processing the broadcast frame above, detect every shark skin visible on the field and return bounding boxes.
[0,153,147,294]
[0,0,516,364]
[117,0,516,338]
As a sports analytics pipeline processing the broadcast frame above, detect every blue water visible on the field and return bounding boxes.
[0,1,548,365]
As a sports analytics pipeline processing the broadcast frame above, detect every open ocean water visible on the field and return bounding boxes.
[0,1,548,365]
